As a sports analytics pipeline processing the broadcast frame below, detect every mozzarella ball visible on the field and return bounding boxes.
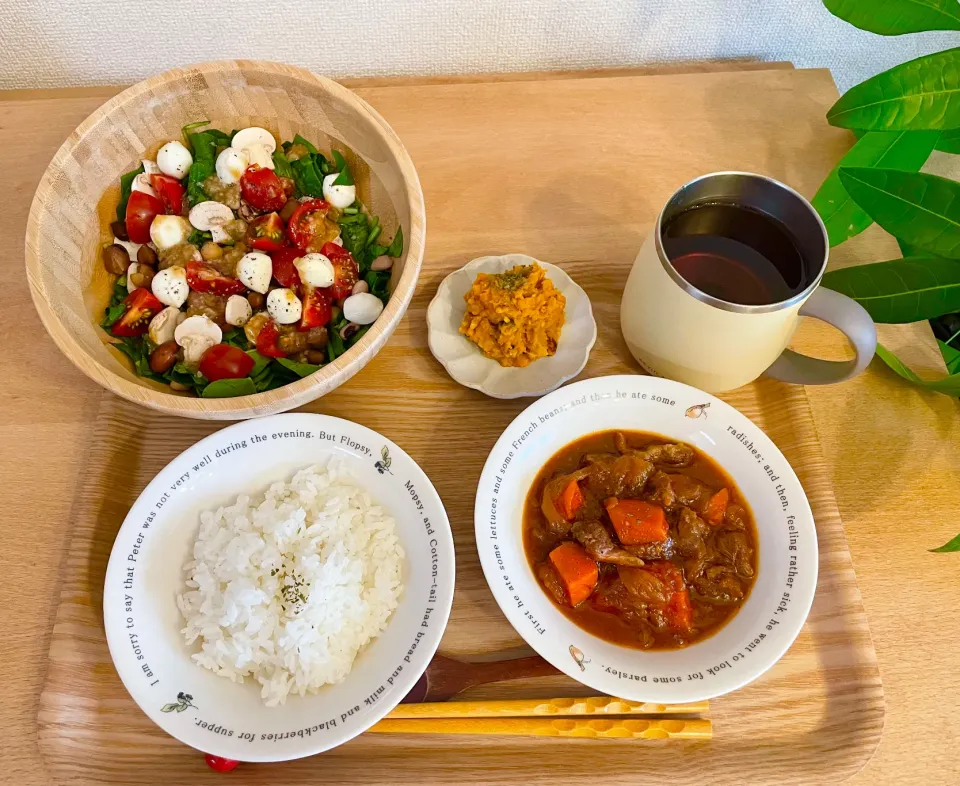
[156,141,193,179]
[266,288,303,324]
[131,173,157,197]
[322,173,356,209]
[295,253,335,288]
[225,295,253,327]
[148,306,186,345]
[216,147,249,185]
[232,127,277,154]
[236,252,272,294]
[149,215,191,250]
[342,292,384,325]
[151,266,189,308]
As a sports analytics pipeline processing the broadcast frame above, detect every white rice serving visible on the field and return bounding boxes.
[176,463,404,706]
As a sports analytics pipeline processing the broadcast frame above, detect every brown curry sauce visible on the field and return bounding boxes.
[523,430,759,650]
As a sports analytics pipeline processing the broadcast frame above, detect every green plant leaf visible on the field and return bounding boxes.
[821,256,960,321]
[813,130,938,245]
[838,167,960,257]
[935,127,960,152]
[824,0,960,35]
[875,343,960,393]
[201,378,257,398]
[937,338,960,372]
[930,532,960,552]
[827,47,960,131]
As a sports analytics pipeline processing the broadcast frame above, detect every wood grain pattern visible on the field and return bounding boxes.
[6,64,957,786]
[24,60,426,420]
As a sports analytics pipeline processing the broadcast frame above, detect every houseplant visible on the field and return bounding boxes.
[815,0,960,550]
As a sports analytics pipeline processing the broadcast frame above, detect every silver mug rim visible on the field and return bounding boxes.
[653,171,829,315]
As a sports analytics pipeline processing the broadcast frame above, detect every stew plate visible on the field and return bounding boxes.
[474,375,818,702]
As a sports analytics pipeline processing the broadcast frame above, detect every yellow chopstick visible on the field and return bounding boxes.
[387,696,708,718]
[368,717,712,739]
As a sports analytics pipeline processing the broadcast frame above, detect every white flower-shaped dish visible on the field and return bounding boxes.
[427,254,597,398]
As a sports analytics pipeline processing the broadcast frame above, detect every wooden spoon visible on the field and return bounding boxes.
[401,653,560,703]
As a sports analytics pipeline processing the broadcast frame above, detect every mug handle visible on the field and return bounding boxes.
[764,287,877,385]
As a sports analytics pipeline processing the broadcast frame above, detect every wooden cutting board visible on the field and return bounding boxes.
[37,65,886,784]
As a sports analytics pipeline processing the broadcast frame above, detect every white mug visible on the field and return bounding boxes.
[620,172,877,392]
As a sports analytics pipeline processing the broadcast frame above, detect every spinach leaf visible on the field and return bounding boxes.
[327,323,346,361]
[188,229,212,246]
[274,357,322,378]
[347,325,370,347]
[117,164,144,221]
[291,155,326,197]
[317,153,334,176]
[186,131,218,207]
[201,377,257,398]
[101,277,130,329]
[338,213,369,257]
[208,128,231,145]
[246,350,271,376]
[222,327,251,350]
[181,121,210,150]
[100,302,126,330]
[272,149,294,179]
[331,150,354,186]
[293,134,318,155]
[365,270,391,301]
[386,226,404,257]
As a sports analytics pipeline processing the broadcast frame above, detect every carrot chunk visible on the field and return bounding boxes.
[555,478,585,521]
[706,488,730,525]
[548,542,599,606]
[603,498,668,544]
[666,588,694,632]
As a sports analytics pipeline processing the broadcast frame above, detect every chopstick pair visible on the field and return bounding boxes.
[368,696,712,739]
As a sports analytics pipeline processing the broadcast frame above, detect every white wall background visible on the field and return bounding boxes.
[1,0,957,91]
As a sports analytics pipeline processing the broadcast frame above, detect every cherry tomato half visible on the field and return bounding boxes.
[240,165,287,213]
[111,287,164,337]
[185,261,246,296]
[247,212,287,252]
[125,190,164,244]
[269,247,302,289]
[203,754,240,773]
[149,173,185,215]
[320,242,359,301]
[255,318,287,358]
[199,344,255,382]
[287,199,339,252]
[299,285,333,330]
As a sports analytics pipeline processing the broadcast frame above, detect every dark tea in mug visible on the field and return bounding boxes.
[661,201,810,306]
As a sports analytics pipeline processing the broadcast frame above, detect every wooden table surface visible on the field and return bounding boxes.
[2,67,959,785]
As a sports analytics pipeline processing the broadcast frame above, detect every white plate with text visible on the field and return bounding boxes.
[104,413,455,762]
[474,375,818,703]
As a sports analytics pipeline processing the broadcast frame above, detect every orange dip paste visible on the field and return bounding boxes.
[459,263,565,368]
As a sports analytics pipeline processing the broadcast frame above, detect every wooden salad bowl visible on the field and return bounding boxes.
[24,60,425,420]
